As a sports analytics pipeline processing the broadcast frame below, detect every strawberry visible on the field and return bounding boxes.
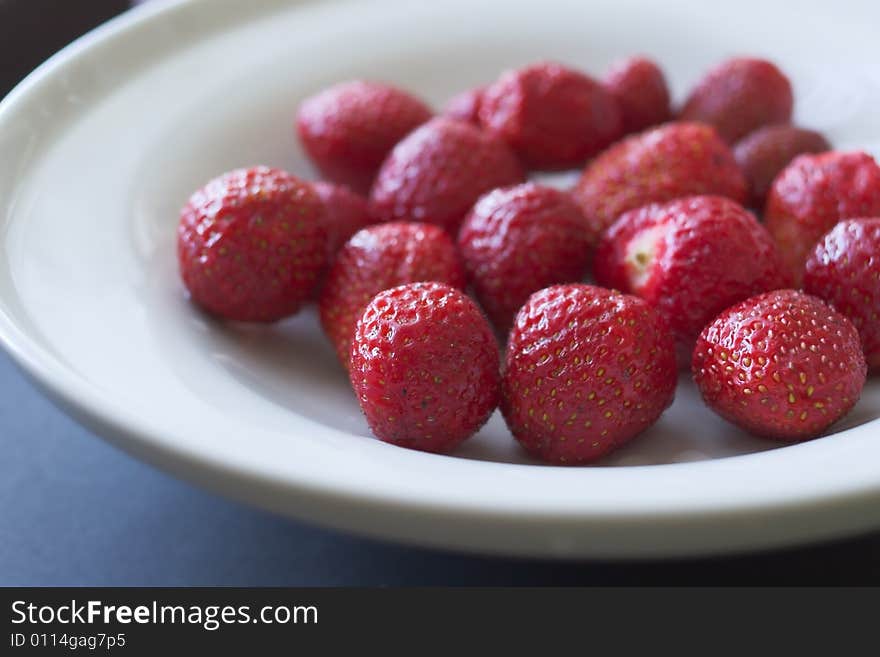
[177,166,326,323]
[310,182,373,298]
[313,182,372,259]
[765,151,880,284]
[478,61,622,170]
[678,57,793,143]
[571,122,748,235]
[350,282,500,453]
[319,222,465,368]
[458,183,595,332]
[369,117,524,234]
[803,218,880,370]
[501,284,677,464]
[442,86,483,124]
[602,56,671,135]
[593,196,789,362]
[296,80,433,194]
[733,124,830,209]
[312,181,373,262]
[692,290,866,441]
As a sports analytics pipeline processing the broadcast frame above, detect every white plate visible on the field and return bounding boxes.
[2,0,880,559]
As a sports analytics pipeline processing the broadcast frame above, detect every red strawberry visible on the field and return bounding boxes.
[593,196,789,362]
[478,61,623,170]
[733,124,830,208]
[296,81,433,194]
[350,282,500,453]
[765,151,880,283]
[442,86,483,124]
[310,182,373,298]
[692,289,866,441]
[177,166,326,322]
[679,57,793,143]
[501,284,676,464]
[312,182,372,259]
[369,117,524,234]
[458,183,595,332]
[571,122,748,235]
[602,56,671,135]
[803,218,880,370]
[319,222,465,368]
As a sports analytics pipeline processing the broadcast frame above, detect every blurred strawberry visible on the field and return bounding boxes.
[679,57,793,143]
[571,122,747,236]
[602,55,671,134]
[369,117,524,234]
[479,61,622,169]
[297,80,432,194]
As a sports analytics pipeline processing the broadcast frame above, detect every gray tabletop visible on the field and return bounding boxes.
[2,0,880,586]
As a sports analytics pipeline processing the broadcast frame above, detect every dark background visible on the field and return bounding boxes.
[2,0,879,585]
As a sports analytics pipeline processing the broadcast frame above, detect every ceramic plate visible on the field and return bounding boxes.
[2,0,879,558]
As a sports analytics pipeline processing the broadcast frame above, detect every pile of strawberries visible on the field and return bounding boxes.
[177,56,879,464]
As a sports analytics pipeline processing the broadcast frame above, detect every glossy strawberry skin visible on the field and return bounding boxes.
[501,284,677,464]
[319,222,465,368]
[692,290,866,441]
[369,117,525,234]
[297,81,433,194]
[679,58,793,143]
[442,86,483,124]
[478,61,623,170]
[803,218,880,370]
[177,167,326,323]
[457,183,595,332]
[733,124,830,209]
[765,151,880,284]
[571,122,748,235]
[593,196,789,362]
[350,282,500,453]
[602,56,671,135]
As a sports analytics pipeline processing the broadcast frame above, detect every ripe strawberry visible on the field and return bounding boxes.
[478,61,622,170]
[177,166,326,322]
[442,86,483,124]
[458,183,595,332]
[310,182,373,298]
[501,284,677,464]
[593,196,789,362]
[679,57,793,143]
[296,80,433,194]
[369,117,524,234]
[312,182,372,259]
[602,56,671,135]
[319,222,465,367]
[765,151,880,283]
[571,122,747,235]
[350,282,500,453]
[803,218,880,370]
[733,124,831,208]
[692,290,866,441]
